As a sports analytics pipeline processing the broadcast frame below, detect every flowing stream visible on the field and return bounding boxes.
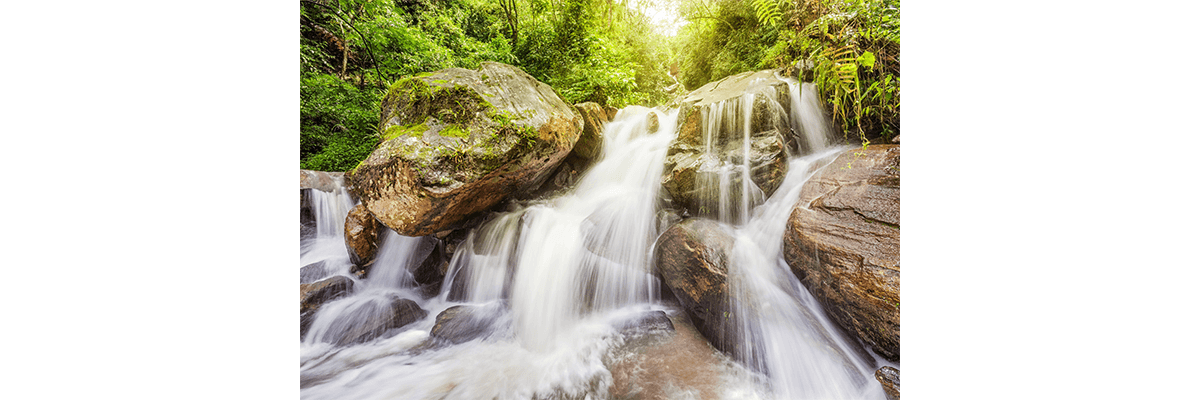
[300,80,895,399]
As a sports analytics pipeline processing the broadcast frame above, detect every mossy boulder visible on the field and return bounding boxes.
[351,62,583,236]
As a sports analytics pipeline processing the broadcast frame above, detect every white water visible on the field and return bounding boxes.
[300,181,355,282]
[300,83,895,399]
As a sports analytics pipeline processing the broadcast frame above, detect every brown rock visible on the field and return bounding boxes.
[661,129,789,221]
[351,62,582,237]
[653,218,740,356]
[876,366,900,400]
[606,312,725,400]
[661,70,796,221]
[334,297,428,346]
[429,303,506,345]
[603,105,618,121]
[572,102,607,160]
[343,204,380,266]
[782,144,900,361]
[300,276,355,338]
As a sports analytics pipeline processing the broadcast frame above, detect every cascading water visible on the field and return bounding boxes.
[300,179,355,283]
[303,230,428,346]
[786,79,834,155]
[300,77,896,399]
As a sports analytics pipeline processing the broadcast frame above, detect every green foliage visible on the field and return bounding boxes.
[672,0,900,144]
[300,73,383,171]
[674,0,779,90]
[752,0,783,27]
[300,0,684,169]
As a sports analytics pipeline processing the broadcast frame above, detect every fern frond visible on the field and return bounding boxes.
[752,0,783,27]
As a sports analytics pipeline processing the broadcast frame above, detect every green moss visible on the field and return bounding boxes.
[440,124,469,138]
[382,122,429,141]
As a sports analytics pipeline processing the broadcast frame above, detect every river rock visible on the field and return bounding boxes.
[334,297,428,346]
[301,189,316,240]
[782,144,900,361]
[662,129,789,221]
[876,366,900,400]
[344,204,380,266]
[350,62,583,237]
[572,102,608,160]
[617,310,675,335]
[606,312,725,400]
[300,260,330,284]
[662,70,794,220]
[429,303,507,344]
[300,275,355,338]
[653,218,739,356]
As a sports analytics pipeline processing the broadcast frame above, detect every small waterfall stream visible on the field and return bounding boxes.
[300,78,895,399]
[300,179,355,282]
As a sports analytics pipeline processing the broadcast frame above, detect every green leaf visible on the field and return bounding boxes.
[857,51,876,68]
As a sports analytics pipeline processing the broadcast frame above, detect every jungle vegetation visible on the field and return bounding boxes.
[300,0,899,171]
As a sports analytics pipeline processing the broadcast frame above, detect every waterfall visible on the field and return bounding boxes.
[300,181,355,282]
[300,80,894,399]
[303,230,428,345]
[443,106,678,352]
[724,148,885,399]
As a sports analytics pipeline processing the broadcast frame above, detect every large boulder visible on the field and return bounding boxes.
[653,218,739,356]
[782,144,900,361]
[528,101,614,197]
[662,70,794,220]
[350,62,583,237]
[343,204,380,266]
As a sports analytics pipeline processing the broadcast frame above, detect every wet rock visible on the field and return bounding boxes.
[892,135,900,144]
[343,204,380,266]
[876,366,900,400]
[300,260,330,284]
[672,70,792,147]
[572,102,608,161]
[653,218,739,356]
[661,70,795,220]
[429,303,507,344]
[782,145,900,361]
[300,170,345,192]
[335,297,428,346]
[410,235,445,287]
[617,310,675,335]
[351,62,583,237]
[603,105,618,121]
[300,276,354,338]
[300,189,316,240]
[606,312,725,400]
[662,129,789,221]
[646,112,660,135]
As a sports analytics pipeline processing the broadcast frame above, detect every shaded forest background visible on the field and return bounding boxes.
[300,0,899,171]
